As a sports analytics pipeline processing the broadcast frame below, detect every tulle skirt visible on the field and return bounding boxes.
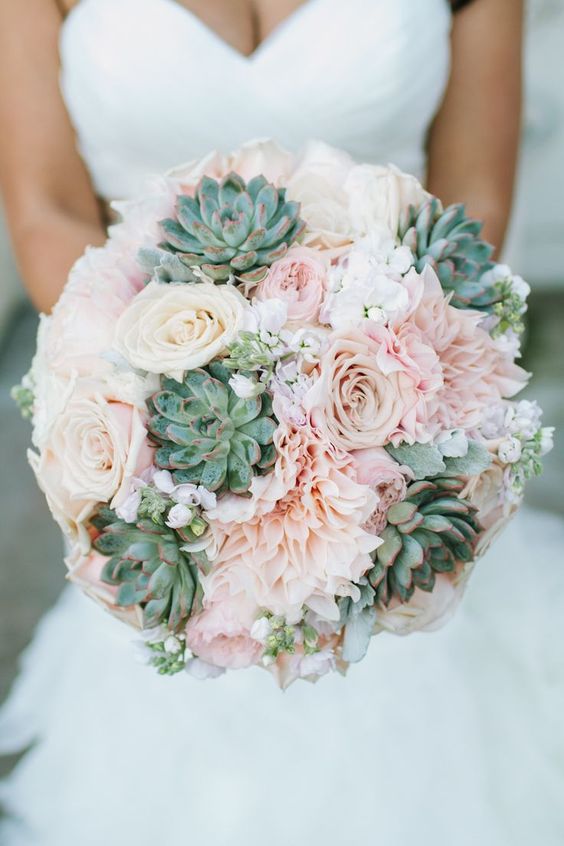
[1,508,564,846]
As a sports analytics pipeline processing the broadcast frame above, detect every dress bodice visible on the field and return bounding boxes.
[59,0,452,200]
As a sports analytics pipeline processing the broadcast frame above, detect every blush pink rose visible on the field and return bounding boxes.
[185,592,263,670]
[255,247,328,322]
[351,447,409,536]
[303,328,423,450]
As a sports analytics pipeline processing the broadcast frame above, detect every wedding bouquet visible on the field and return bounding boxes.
[14,140,552,687]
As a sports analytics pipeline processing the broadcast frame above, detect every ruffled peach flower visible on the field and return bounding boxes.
[206,423,380,623]
[303,326,435,450]
[405,266,529,431]
[255,246,328,322]
[185,590,262,670]
[351,447,409,536]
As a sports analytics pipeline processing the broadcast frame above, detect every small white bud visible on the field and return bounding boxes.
[164,635,182,655]
[498,436,522,464]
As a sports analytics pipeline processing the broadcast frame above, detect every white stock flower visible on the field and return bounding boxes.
[163,635,183,655]
[323,277,409,330]
[506,400,543,439]
[115,488,142,523]
[322,232,411,330]
[153,470,217,511]
[165,502,194,529]
[482,264,531,305]
[287,327,328,363]
[114,281,249,380]
[229,373,265,399]
[498,436,523,464]
[244,298,288,339]
[539,428,554,456]
[250,616,272,643]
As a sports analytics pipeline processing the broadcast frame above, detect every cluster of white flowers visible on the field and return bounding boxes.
[481,400,554,499]
[480,264,531,357]
[133,625,225,679]
[321,229,413,329]
[116,466,217,535]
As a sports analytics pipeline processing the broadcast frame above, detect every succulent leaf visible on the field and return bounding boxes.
[157,172,305,283]
[368,477,481,605]
[147,365,278,495]
[398,199,498,310]
[93,511,198,630]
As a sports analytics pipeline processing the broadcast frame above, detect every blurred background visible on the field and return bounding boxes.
[0,1,563,777]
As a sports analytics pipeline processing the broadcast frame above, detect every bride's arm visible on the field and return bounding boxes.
[426,0,524,254]
[0,0,105,313]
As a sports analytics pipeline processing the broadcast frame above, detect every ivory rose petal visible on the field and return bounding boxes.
[345,163,429,237]
[30,380,154,549]
[113,281,249,379]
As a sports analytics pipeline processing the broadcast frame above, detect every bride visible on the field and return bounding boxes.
[0,1,563,844]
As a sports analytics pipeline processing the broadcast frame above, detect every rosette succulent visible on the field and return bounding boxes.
[91,507,198,630]
[148,362,277,494]
[368,477,481,605]
[159,172,306,283]
[399,199,496,310]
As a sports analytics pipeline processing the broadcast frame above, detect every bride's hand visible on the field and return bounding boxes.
[0,0,105,314]
[427,0,524,255]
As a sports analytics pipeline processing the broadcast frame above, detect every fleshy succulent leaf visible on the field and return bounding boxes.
[148,367,278,495]
[368,477,482,606]
[156,173,304,284]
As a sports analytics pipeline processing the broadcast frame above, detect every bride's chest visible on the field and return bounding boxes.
[59,0,452,197]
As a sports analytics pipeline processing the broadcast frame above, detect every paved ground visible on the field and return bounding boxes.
[0,293,562,776]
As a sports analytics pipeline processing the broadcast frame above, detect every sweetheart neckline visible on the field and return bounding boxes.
[63,0,321,62]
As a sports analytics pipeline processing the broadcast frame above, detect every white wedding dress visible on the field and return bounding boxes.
[1,1,563,843]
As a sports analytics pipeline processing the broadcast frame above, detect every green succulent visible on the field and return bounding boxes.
[148,361,277,495]
[158,172,306,284]
[91,507,198,631]
[398,199,497,310]
[368,477,481,605]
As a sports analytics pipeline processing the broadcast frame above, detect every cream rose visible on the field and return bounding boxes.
[114,281,249,380]
[255,246,328,322]
[286,141,355,249]
[345,164,428,237]
[303,330,418,450]
[30,381,153,549]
